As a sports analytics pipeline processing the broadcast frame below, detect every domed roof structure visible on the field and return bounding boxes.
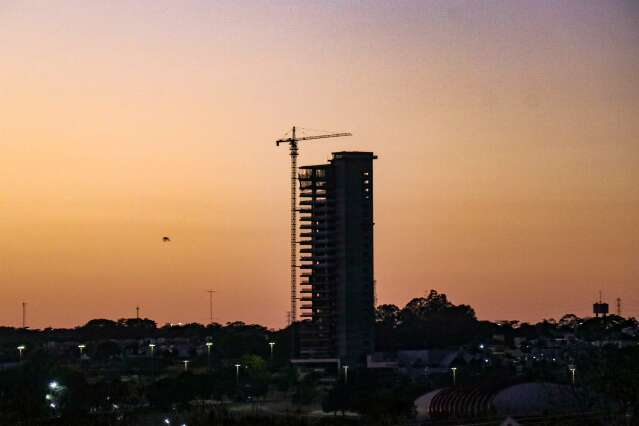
[415,381,579,420]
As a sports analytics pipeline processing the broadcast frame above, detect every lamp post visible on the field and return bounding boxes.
[343,365,349,385]
[206,342,213,370]
[451,367,457,386]
[17,345,25,362]
[269,342,275,362]
[149,343,156,378]
[568,365,576,385]
[234,364,241,387]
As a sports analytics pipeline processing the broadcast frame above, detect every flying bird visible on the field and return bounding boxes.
[162,237,171,242]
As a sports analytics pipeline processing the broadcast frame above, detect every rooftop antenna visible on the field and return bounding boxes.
[206,289,217,324]
[275,127,351,325]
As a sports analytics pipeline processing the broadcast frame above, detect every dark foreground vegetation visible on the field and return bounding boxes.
[1,290,637,425]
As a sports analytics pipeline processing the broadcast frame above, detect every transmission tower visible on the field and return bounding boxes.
[207,289,217,324]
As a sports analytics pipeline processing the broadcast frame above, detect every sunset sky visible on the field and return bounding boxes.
[1,1,638,328]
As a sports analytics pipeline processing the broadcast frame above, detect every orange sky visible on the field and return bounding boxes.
[1,1,638,328]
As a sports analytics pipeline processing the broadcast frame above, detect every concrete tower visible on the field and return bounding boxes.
[297,151,377,365]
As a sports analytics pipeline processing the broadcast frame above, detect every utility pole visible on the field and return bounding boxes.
[207,290,216,324]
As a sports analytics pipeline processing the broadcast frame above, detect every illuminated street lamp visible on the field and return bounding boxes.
[149,343,156,378]
[451,367,457,386]
[205,342,213,370]
[568,365,576,385]
[234,363,241,386]
[269,341,275,361]
[17,345,25,361]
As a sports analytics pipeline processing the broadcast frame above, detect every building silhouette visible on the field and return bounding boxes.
[297,152,377,366]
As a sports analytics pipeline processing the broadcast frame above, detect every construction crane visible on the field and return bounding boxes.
[276,126,352,325]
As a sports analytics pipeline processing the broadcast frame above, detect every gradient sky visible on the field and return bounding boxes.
[1,1,638,329]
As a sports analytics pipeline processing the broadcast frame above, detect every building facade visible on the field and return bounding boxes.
[297,151,377,365]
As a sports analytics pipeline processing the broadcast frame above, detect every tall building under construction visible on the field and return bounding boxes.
[297,151,377,365]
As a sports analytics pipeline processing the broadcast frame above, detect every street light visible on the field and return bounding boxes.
[234,363,241,386]
[451,367,457,386]
[568,365,576,385]
[343,365,349,385]
[206,342,213,370]
[17,345,25,361]
[269,342,275,362]
[149,344,156,378]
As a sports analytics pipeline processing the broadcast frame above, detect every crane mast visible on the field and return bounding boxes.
[276,126,352,326]
[289,127,298,326]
